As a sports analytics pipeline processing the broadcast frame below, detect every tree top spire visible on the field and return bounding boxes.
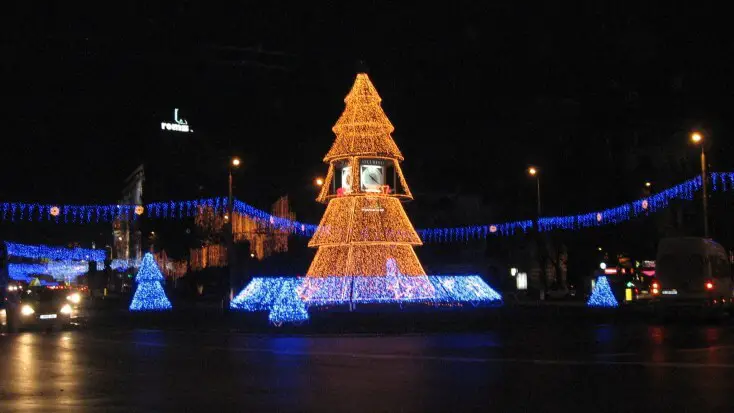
[325,73,403,162]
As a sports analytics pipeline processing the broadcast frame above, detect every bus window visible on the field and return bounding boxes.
[685,254,704,280]
[711,256,730,279]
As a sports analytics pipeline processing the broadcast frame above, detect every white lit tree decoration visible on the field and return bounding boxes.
[129,252,172,311]
[586,275,619,308]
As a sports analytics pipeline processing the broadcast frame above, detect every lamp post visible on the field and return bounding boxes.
[227,157,241,305]
[528,166,546,300]
[528,167,541,217]
[691,132,709,238]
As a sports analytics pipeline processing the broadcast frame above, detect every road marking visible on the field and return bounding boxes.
[595,352,638,357]
[86,336,734,369]
[676,345,734,353]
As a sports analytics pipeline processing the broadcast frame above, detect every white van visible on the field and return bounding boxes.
[652,237,732,310]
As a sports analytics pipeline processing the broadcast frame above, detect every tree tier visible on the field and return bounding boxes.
[309,196,422,247]
[324,73,403,162]
[306,243,426,277]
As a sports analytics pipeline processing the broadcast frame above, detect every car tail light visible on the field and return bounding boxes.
[705,281,714,291]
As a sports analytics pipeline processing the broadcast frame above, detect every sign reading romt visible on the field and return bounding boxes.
[161,108,193,133]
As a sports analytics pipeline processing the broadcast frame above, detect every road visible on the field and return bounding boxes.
[2,322,734,412]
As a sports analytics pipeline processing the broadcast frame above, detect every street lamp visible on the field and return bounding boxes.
[644,181,651,188]
[229,157,241,219]
[690,132,709,238]
[227,157,241,303]
[315,177,324,186]
[528,167,541,216]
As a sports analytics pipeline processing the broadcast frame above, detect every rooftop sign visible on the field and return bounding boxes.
[161,108,193,133]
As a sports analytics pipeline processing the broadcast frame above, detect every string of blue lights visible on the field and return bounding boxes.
[8,261,90,282]
[1,173,733,242]
[5,241,106,262]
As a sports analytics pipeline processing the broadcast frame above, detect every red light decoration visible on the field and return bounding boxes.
[705,281,714,290]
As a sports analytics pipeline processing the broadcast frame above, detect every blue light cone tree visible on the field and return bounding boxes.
[586,275,619,308]
[129,252,172,311]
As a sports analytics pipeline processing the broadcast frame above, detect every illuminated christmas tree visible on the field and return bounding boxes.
[307,73,429,284]
[231,73,503,322]
[129,252,172,311]
[586,275,619,308]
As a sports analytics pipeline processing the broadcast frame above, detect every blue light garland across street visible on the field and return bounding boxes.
[1,172,733,243]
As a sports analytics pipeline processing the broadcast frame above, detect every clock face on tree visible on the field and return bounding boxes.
[360,165,384,192]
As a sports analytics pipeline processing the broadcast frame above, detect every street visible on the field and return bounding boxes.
[3,322,734,412]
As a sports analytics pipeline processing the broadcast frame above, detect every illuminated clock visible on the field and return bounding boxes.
[341,166,352,193]
[360,165,384,192]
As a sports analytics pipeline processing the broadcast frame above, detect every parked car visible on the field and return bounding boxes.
[546,283,576,300]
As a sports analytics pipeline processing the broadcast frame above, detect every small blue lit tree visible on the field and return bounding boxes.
[586,275,619,308]
[129,253,172,311]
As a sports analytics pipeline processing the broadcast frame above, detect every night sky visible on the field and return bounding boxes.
[3,3,734,236]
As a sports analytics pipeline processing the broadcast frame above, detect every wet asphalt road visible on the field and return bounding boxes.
[3,322,734,412]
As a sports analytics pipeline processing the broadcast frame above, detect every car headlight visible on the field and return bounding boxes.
[67,293,81,304]
[21,304,35,316]
[60,304,72,315]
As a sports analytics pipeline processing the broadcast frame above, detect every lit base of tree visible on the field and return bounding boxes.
[231,275,502,325]
[586,276,619,308]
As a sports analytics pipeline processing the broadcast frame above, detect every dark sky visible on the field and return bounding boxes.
[3,3,734,229]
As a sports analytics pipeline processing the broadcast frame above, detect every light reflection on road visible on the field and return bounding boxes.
[3,324,734,412]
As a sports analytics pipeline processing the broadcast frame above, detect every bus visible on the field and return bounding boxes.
[652,237,733,313]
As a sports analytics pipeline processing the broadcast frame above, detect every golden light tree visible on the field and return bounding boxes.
[307,73,426,277]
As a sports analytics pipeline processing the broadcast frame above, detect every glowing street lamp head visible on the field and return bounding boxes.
[315,178,324,186]
[231,157,241,167]
[645,181,651,188]
[528,167,538,176]
[691,132,703,144]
